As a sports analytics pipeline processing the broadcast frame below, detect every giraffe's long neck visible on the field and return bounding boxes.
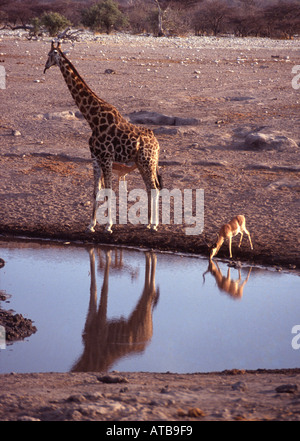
[57,53,111,129]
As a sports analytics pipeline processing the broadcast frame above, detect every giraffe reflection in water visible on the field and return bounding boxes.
[72,249,159,372]
[203,260,252,300]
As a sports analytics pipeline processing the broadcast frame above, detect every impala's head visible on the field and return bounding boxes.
[208,234,220,260]
[203,234,218,260]
[44,41,62,74]
[209,242,218,260]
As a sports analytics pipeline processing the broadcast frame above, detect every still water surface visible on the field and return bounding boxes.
[0,240,299,374]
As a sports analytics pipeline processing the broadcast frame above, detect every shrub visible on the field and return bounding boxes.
[81,0,128,34]
[40,11,71,36]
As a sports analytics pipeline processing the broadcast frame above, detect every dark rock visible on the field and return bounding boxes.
[97,374,129,384]
[232,381,247,391]
[245,131,298,151]
[275,384,298,394]
[0,309,37,342]
[128,111,199,126]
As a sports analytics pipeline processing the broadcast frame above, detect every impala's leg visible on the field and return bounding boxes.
[238,232,244,247]
[229,236,233,258]
[244,228,253,249]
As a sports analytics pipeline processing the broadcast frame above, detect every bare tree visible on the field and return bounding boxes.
[153,0,165,36]
[193,0,231,36]
[263,1,300,39]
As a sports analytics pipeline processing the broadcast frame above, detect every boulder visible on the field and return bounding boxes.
[244,130,298,151]
[38,111,79,120]
[128,111,199,126]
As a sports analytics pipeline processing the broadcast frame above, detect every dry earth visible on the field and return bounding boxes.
[0,32,300,421]
[1,370,300,422]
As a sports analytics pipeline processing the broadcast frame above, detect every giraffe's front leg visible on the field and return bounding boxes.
[147,188,159,231]
[102,164,113,234]
[86,161,102,233]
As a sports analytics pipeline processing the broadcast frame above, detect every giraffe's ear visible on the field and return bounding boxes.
[51,40,56,50]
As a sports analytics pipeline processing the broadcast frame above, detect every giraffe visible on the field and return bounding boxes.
[44,41,162,233]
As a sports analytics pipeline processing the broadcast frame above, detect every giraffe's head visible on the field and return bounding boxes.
[43,41,62,74]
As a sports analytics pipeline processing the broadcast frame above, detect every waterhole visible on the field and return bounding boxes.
[0,239,299,373]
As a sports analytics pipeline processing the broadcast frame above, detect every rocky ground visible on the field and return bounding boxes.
[0,31,300,421]
[1,370,300,421]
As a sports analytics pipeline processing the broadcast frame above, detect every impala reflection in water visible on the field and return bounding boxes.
[203,260,252,300]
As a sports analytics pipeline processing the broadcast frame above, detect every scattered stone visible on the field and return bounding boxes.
[187,407,206,417]
[275,384,298,394]
[12,129,21,136]
[18,416,41,421]
[40,111,81,121]
[160,385,169,393]
[78,401,127,416]
[97,374,129,384]
[74,110,84,119]
[232,381,247,391]
[119,386,129,393]
[104,69,116,74]
[66,394,87,403]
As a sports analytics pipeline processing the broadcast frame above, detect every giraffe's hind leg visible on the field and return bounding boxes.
[87,160,102,233]
[138,163,159,231]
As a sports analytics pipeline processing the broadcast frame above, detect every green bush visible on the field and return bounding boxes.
[40,12,71,36]
[81,0,128,34]
[30,17,42,36]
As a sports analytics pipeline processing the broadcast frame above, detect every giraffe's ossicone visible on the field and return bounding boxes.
[44,41,162,233]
